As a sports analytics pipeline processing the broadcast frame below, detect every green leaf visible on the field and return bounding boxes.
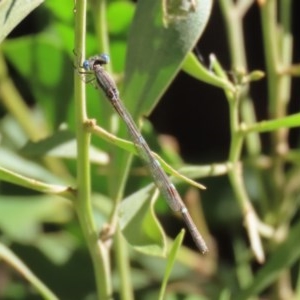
[35,232,78,264]
[0,148,64,185]
[0,195,72,242]
[21,130,109,165]
[0,164,71,196]
[118,185,167,256]
[182,52,234,90]
[123,0,213,118]
[0,0,44,43]
[159,230,185,300]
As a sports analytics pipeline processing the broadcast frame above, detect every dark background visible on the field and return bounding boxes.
[151,1,300,163]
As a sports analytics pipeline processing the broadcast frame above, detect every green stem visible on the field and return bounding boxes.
[260,0,280,119]
[0,243,59,300]
[260,0,286,196]
[242,113,300,134]
[219,0,246,70]
[0,166,74,198]
[219,0,265,262]
[114,226,134,300]
[74,0,112,298]
[88,122,205,189]
[91,0,111,72]
[86,1,134,298]
[260,1,294,297]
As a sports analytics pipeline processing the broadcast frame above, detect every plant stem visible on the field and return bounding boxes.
[74,0,112,298]
[0,243,59,300]
[85,1,134,298]
[260,1,294,298]
[219,0,265,262]
[114,226,134,300]
[260,0,288,198]
[91,0,111,68]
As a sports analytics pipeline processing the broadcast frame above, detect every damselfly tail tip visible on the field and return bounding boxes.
[200,246,209,255]
[195,238,209,254]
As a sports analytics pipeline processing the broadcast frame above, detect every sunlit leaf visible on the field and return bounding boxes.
[0,195,72,242]
[0,0,44,43]
[118,185,167,256]
[21,130,109,165]
[123,0,213,117]
[159,230,185,300]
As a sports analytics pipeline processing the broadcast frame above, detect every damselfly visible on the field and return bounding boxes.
[82,54,208,254]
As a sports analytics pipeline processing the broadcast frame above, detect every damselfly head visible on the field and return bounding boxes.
[83,54,109,70]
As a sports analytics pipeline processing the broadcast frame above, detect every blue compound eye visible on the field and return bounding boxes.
[99,53,110,65]
[83,60,90,70]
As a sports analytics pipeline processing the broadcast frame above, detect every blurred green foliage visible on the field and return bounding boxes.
[0,0,300,299]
